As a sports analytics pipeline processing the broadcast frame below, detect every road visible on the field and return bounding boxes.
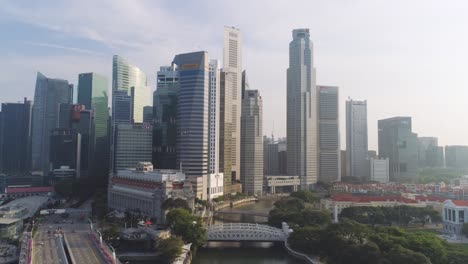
[32,215,68,264]
[65,232,107,264]
[32,210,106,264]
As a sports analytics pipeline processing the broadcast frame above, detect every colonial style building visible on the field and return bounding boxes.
[107,162,195,224]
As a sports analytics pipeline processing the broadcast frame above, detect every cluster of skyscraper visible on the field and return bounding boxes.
[2,27,468,199]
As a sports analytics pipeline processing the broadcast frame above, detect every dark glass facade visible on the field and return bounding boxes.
[77,73,109,181]
[49,128,81,177]
[152,66,179,169]
[0,98,32,174]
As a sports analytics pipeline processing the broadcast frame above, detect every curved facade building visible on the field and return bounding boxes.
[173,51,209,199]
[112,55,150,124]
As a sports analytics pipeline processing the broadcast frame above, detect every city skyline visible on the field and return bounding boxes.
[2,1,468,150]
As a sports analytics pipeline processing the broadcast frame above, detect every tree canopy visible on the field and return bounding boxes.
[157,237,183,263]
[166,208,206,249]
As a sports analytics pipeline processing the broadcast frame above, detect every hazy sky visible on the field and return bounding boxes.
[1,0,468,150]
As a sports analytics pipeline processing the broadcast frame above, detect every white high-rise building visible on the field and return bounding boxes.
[208,60,220,174]
[346,99,369,178]
[286,28,318,189]
[207,59,224,199]
[223,26,242,183]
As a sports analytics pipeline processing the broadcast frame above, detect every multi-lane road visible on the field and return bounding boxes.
[32,211,107,264]
[32,214,69,264]
[65,232,107,264]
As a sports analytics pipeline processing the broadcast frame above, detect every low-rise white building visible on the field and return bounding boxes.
[264,175,300,194]
[207,173,223,200]
[107,162,195,224]
[443,199,468,236]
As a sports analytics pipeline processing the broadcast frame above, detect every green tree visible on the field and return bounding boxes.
[385,245,431,264]
[287,226,322,254]
[166,208,206,248]
[463,223,468,236]
[332,242,382,264]
[162,198,191,213]
[405,232,447,264]
[290,190,319,203]
[157,237,183,263]
[273,197,305,211]
[54,179,80,199]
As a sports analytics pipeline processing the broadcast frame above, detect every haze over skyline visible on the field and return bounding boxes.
[1,0,467,150]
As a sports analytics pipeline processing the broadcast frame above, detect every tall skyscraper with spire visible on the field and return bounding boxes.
[222,26,242,190]
[286,28,318,189]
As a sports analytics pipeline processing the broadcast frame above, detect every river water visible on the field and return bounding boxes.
[192,199,304,264]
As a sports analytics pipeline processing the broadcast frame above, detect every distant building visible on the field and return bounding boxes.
[58,104,94,178]
[445,146,468,170]
[49,129,81,179]
[368,150,377,159]
[77,72,109,180]
[112,55,149,124]
[143,106,153,124]
[278,139,287,175]
[107,162,194,223]
[378,117,419,182]
[31,72,73,176]
[370,158,390,183]
[418,137,444,168]
[317,86,340,183]
[114,124,152,172]
[340,150,347,178]
[152,66,179,170]
[111,55,150,173]
[321,193,435,222]
[346,99,368,179]
[443,200,468,236]
[0,98,32,174]
[240,90,263,196]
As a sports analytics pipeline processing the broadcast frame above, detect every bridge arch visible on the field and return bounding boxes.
[206,223,290,242]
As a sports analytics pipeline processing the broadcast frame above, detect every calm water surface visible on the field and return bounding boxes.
[193,199,304,264]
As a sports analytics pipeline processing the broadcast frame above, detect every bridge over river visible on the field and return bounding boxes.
[206,222,291,242]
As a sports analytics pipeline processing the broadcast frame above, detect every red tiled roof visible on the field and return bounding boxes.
[330,193,418,204]
[5,186,54,194]
[451,200,468,207]
[415,195,447,203]
[111,177,185,189]
[112,177,162,189]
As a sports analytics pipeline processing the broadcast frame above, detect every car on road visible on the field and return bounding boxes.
[37,241,44,245]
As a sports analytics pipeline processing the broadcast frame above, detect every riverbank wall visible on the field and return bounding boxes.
[214,198,258,210]
[284,242,321,264]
